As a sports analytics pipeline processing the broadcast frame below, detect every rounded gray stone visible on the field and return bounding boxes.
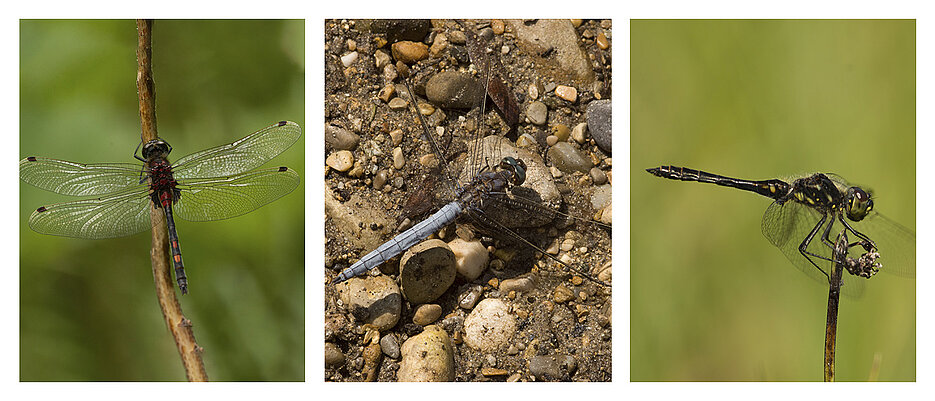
[526,101,548,125]
[425,71,485,109]
[399,239,457,304]
[586,99,612,152]
[547,142,593,173]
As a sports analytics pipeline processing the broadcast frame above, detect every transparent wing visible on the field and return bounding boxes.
[28,184,153,239]
[174,167,300,222]
[762,201,866,297]
[172,121,301,180]
[20,157,143,196]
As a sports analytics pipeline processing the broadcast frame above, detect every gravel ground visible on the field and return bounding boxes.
[324,19,612,382]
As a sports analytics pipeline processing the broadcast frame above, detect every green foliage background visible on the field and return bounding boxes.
[631,20,915,381]
[20,20,305,381]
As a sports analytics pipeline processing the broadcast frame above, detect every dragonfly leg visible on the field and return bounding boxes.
[798,212,834,280]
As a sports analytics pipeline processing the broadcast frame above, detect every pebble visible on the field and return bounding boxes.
[419,153,438,168]
[529,355,577,381]
[554,85,578,102]
[448,30,466,44]
[553,283,575,303]
[545,239,560,255]
[590,167,608,185]
[361,340,382,381]
[596,31,610,50]
[398,325,455,382]
[499,275,536,294]
[526,101,548,125]
[458,285,483,310]
[516,133,536,147]
[380,333,401,359]
[572,122,588,144]
[391,41,429,64]
[373,170,390,190]
[418,102,435,115]
[552,124,570,142]
[374,49,391,69]
[586,100,612,152]
[378,84,395,103]
[383,64,398,83]
[591,184,612,210]
[448,238,489,281]
[463,298,517,352]
[324,124,359,151]
[389,129,403,146]
[324,342,345,368]
[340,51,358,67]
[599,204,612,225]
[336,275,402,331]
[392,147,405,169]
[388,97,408,110]
[547,142,593,173]
[346,39,356,51]
[425,71,484,109]
[482,367,509,377]
[491,19,505,35]
[430,33,448,57]
[550,166,563,178]
[501,46,510,55]
[546,135,558,147]
[413,303,443,326]
[325,150,354,172]
[561,238,575,252]
[399,239,457,304]
[527,82,541,100]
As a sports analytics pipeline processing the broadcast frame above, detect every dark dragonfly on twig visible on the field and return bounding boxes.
[646,165,914,297]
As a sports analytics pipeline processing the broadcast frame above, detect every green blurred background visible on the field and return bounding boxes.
[20,20,304,381]
[631,20,915,381]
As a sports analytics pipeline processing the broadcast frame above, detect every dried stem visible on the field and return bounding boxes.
[136,19,208,382]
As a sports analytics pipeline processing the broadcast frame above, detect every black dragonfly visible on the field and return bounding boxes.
[20,121,302,294]
[646,165,915,296]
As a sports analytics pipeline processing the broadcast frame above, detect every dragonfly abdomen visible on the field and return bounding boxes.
[646,165,790,200]
[332,201,464,284]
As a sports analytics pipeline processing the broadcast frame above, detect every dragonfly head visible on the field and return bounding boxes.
[499,157,526,186]
[141,139,173,161]
[844,186,873,222]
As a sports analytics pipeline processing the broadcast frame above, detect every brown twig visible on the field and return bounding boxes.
[136,19,208,382]
[823,230,847,382]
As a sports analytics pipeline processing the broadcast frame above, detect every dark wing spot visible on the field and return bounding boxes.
[277,120,287,126]
[278,166,289,172]
[27,156,37,162]
[36,206,47,213]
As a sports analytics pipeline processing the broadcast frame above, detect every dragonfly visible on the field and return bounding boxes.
[327,22,611,288]
[646,165,915,296]
[20,120,302,294]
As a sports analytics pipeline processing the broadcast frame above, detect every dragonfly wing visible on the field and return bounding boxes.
[172,121,301,180]
[174,167,300,222]
[28,184,153,239]
[20,157,143,196]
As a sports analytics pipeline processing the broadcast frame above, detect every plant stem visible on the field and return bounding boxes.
[136,19,208,382]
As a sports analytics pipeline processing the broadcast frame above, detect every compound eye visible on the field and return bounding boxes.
[845,187,872,222]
